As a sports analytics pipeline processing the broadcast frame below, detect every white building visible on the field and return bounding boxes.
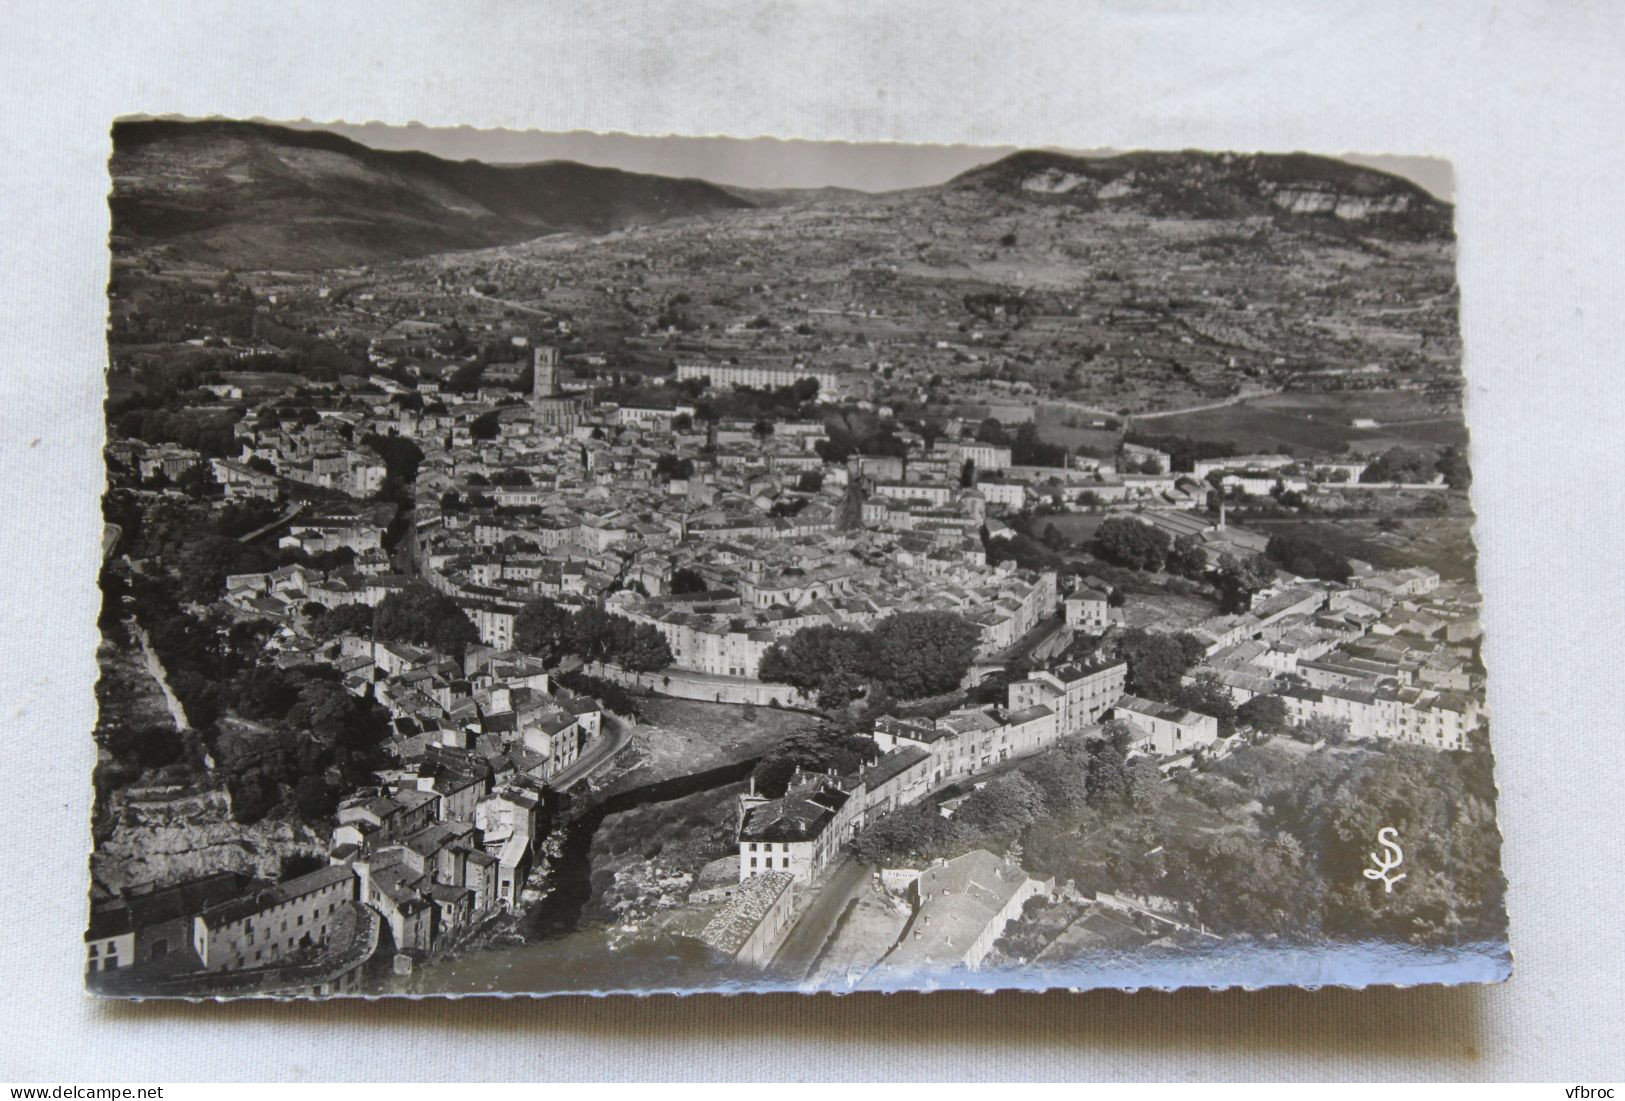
[1111,695,1220,756]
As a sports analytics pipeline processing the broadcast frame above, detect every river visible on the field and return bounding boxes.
[402,757,761,995]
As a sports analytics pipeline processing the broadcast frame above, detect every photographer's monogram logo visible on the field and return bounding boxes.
[1363,826,1406,893]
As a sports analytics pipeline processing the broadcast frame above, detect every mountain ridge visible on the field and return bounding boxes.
[947,148,1452,238]
[110,120,1453,270]
[110,118,758,269]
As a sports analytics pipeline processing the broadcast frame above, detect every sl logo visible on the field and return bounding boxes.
[1363,826,1406,893]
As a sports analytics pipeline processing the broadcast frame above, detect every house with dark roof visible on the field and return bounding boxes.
[736,772,861,886]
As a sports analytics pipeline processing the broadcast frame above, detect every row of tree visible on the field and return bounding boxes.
[756,611,984,708]
[512,596,674,673]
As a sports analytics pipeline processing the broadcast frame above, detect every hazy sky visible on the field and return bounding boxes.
[267,118,1454,200]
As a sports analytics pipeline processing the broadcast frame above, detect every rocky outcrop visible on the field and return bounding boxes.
[954,148,1452,239]
[1268,187,1414,220]
[92,785,324,896]
[1021,168,1091,195]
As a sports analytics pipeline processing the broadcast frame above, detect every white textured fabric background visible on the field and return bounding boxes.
[2,0,1621,1081]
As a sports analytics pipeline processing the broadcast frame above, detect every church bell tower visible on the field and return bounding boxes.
[532,345,559,401]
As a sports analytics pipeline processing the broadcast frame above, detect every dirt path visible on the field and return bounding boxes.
[133,624,190,733]
[1129,389,1277,421]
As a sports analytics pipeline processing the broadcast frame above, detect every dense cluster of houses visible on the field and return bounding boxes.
[96,336,1485,988]
[93,550,615,995]
[1182,564,1484,750]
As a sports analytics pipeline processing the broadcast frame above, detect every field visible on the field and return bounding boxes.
[1243,514,1479,581]
[1138,390,1467,456]
[603,697,823,792]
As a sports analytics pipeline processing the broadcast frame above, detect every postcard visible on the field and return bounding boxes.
[88,117,1508,997]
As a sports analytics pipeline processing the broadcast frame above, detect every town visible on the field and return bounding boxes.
[88,121,1502,997]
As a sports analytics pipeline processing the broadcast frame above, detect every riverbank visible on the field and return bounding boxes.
[402,754,762,994]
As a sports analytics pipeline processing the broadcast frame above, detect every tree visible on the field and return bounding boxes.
[175,462,221,499]
[313,603,373,639]
[1158,830,1315,936]
[1116,628,1206,699]
[231,666,302,721]
[516,599,673,672]
[616,619,676,673]
[959,458,977,488]
[758,625,877,696]
[851,801,962,865]
[795,470,824,494]
[513,597,577,665]
[293,774,338,823]
[100,721,186,772]
[870,612,982,700]
[1361,446,1436,485]
[655,454,695,480]
[1266,745,1504,943]
[373,582,480,658]
[1435,445,1472,490]
[1085,726,1134,804]
[1093,517,1171,571]
[1264,532,1351,583]
[1167,534,1208,579]
[815,671,869,710]
[1023,737,1093,812]
[1237,693,1290,739]
[1300,714,1352,744]
[1214,551,1276,613]
[361,433,425,482]
[752,723,879,797]
[1171,672,1239,737]
[447,361,486,394]
[669,567,708,595]
[470,411,502,441]
[954,773,1047,844]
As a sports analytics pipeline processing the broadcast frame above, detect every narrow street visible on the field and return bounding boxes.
[547,718,632,791]
[766,858,869,981]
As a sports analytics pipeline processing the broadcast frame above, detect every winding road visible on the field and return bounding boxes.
[547,718,633,791]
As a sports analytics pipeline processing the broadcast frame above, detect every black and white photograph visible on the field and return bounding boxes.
[87,116,1509,999]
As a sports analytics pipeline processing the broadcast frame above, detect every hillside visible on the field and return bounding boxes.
[109,118,757,269]
[947,149,1453,239]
